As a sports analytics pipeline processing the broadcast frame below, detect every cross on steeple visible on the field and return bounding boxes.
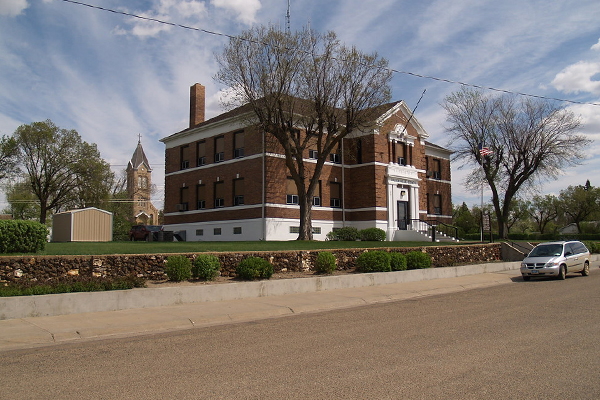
[137,133,142,143]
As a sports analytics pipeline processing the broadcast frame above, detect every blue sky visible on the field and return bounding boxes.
[1,0,600,212]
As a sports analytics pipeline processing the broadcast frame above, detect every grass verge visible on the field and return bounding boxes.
[3,240,478,256]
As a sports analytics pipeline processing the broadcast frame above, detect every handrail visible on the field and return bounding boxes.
[505,240,533,255]
[404,219,459,242]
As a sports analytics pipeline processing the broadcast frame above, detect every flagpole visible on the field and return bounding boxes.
[480,169,483,242]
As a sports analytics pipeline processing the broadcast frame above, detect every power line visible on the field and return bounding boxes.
[59,0,600,107]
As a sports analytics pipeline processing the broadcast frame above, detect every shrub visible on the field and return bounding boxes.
[356,251,391,273]
[315,251,336,274]
[0,275,146,297]
[164,255,192,281]
[236,256,273,280]
[327,227,359,241]
[359,228,386,242]
[583,241,600,254]
[390,252,407,271]
[192,254,221,280]
[406,251,432,269]
[0,220,48,254]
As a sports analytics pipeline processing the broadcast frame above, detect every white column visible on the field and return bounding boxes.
[411,185,419,223]
[386,181,395,241]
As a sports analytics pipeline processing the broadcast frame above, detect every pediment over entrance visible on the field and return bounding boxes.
[387,164,419,182]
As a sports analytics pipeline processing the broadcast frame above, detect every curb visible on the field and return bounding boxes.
[0,261,521,320]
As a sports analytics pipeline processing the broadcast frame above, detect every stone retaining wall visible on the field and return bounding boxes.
[0,243,501,283]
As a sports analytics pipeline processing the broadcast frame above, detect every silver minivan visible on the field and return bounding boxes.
[521,241,590,281]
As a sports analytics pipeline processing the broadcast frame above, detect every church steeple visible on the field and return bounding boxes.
[126,136,159,225]
[128,135,152,172]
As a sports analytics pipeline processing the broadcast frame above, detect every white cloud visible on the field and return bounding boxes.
[591,38,600,51]
[211,0,261,24]
[118,0,207,38]
[0,0,28,17]
[551,61,600,95]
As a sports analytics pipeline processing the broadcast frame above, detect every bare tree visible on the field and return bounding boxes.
[216,26,392,240]
[444,88,589,238]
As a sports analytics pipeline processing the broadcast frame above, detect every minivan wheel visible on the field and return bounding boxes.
[581,261,590,276]
[557,265,566,280]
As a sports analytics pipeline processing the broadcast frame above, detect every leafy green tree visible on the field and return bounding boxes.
[216,26,392,240]
[444,88,589,238]
[558,183,600,233]
[2,180,40,220]
[506,198,530,234]
[527,194,559,234]
[12,120,114,224]
[452,202,478,236]
[0,135,18,182]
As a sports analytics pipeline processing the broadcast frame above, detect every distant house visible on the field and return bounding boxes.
[127,139,159,225]
[160,83,453,241]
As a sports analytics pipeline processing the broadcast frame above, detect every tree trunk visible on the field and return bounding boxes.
[297,196,313,240]
[298,192,313,240]
[39,203,48,225]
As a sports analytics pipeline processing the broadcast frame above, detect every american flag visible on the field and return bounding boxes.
[479,143,493,157]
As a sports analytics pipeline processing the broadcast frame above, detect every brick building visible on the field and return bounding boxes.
[160,83,452,241]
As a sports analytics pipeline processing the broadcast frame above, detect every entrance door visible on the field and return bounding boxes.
[397,201,409,230]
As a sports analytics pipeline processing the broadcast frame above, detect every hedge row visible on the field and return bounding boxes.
[0,220,48,254]
[462,232,600,241]
[326,227,386,241]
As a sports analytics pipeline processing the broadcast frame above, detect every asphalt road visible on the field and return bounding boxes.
[2,270,599,399]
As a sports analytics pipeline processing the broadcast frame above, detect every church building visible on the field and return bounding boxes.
[127,139,159,225]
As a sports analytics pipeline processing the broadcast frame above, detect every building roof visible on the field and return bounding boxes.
[128,139,152,171]
[162,97,405,143]
[424,140,452,154]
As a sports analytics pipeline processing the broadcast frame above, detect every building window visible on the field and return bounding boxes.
[197,141,206,166]
[214,228,221,235]
[309,149,318,159]
[290,226,300,234]
[196,184,206,209]
[233,178,244,206]
[357,139,362,164]
[178,187,189,211]
[234,131,244,158]
[330,182,341,208]
[233,227,242,235]
[432,159,441,180]
[329,144,341,164]
[312,180,321,206]
[214,136,224,163]
[433,194,442,215]
[286,178,298,204]
[196,229,204,236]
[313,227,321,234]
[180,145,190,169]
[394,141,406,166]
[214,181,224,208]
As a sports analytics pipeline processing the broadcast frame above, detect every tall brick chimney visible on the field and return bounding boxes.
[189,83,205,128]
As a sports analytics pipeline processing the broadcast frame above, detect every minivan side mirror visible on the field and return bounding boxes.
[565,251,573,256]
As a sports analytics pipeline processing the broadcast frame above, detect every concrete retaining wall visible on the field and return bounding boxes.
[0,261,520,320]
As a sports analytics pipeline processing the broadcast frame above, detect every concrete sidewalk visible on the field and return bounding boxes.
[0,267,522,352]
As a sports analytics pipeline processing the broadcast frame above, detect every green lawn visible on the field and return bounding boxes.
[6,240,478,256]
